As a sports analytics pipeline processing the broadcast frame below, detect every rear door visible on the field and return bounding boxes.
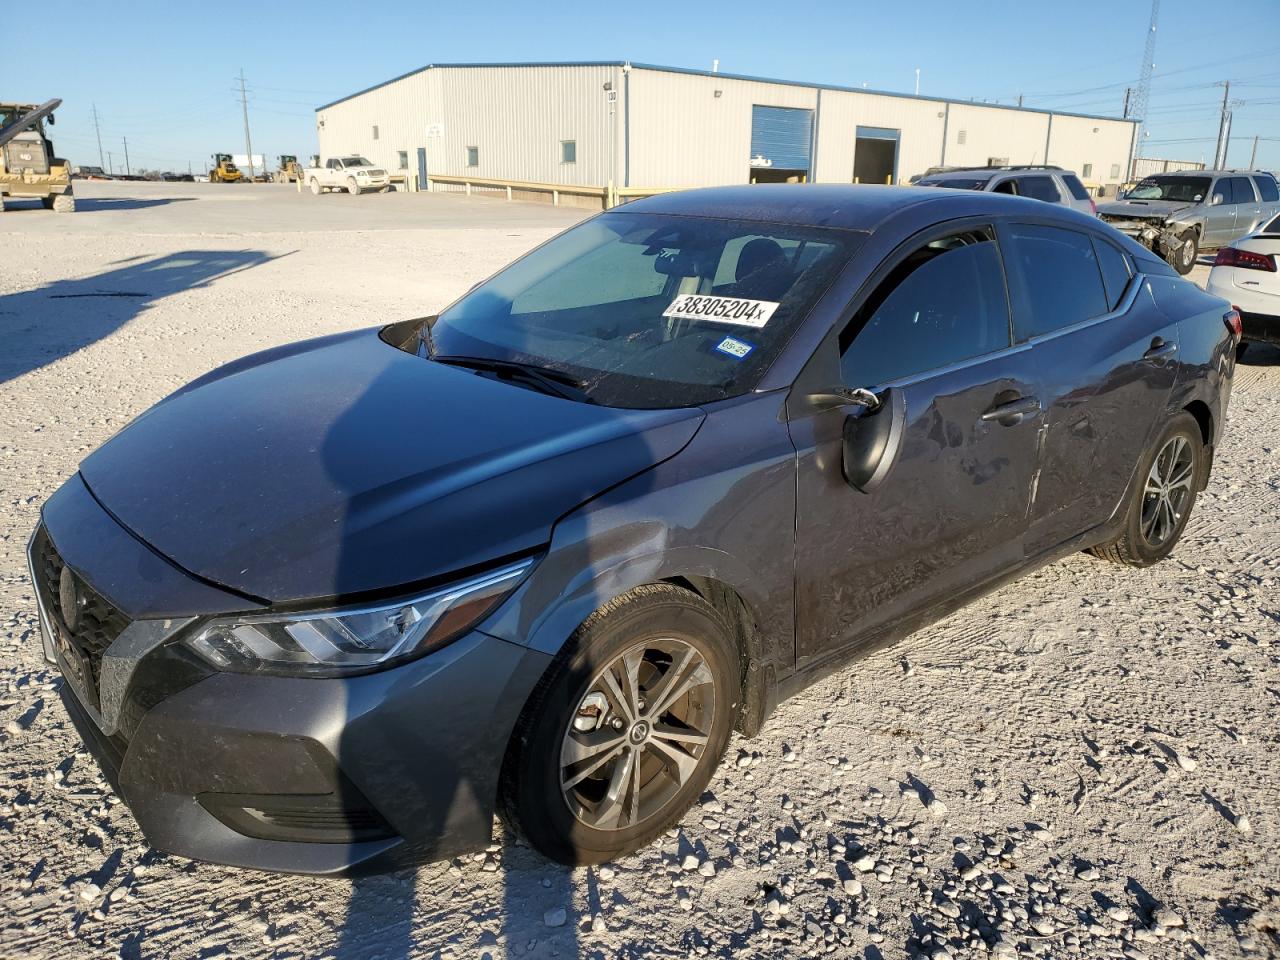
[1232,176,1265,238]
[791,222,1041,666]
[1000,220,1179,555]
[1253,175,1280,227]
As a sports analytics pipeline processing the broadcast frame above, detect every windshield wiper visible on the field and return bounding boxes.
[432,354,591,402]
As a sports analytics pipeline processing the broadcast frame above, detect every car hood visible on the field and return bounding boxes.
[1097,198,1193,221]
[79,329,704,604]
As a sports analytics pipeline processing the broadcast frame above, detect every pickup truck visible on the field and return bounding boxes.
[305,156,391,195]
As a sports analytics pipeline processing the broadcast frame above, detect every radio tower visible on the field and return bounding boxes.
[1128,0,1160,177]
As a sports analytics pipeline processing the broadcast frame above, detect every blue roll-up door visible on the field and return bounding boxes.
[750,105,813,172]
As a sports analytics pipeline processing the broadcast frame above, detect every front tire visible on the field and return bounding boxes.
[1090,412,1203,567]
[501,584,739,865]
[1168,229,1199,276]
[347,177,360,195]
[53,192,75,213]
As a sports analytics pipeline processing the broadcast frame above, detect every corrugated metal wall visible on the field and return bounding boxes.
[1046,113,1136,187]
[317,64,621,186]
[316,64,1137,192]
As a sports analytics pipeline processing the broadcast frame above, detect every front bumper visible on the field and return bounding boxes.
[33,477,552,874]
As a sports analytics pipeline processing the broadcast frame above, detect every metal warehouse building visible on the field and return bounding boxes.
[315,61,1137,203]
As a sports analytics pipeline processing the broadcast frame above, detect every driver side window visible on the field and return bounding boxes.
[839,228,1012,387]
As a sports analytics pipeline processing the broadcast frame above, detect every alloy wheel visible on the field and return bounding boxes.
[560,639,715,831]
[1141,435,1194,547]
[1181,239,1195,268]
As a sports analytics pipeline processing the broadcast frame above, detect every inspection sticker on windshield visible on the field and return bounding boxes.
[714,336,755,360]
[663,294,779,329]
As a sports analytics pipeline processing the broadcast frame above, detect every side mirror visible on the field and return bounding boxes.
[805,386,881,413]
[841,388,905,493]
[1211,193,1226,206]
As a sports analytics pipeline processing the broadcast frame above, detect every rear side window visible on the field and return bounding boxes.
[1005,223,1109,339]
[1092,237,1133,311]
[1014,176,1062,203]
[1228,177,1256,204]
[1254,175,1280,203]
[1062,174,1091,201]
[840,228,1011,387]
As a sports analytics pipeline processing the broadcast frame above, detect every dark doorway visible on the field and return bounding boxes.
[854,126,900,185]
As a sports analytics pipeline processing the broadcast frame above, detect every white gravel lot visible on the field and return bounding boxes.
[1,181,1277,960]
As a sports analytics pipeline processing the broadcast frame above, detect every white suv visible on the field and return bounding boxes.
[914,165,1096,216]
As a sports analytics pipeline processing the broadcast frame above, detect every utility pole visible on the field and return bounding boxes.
[914,68,920,96]
[1122,88,1132,118]
[90,103,105,170]
[1249,135,1259,169]
[236,68,256,180]
[122,136,131,177]
[106,150,113,175]
[1214,81,1231,168]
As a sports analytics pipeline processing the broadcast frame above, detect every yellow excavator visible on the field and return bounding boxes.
[0,99,74,212]
[208,153,243,183]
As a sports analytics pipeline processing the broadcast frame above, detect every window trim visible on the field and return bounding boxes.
[561,140,577,164]
[832,217,1017,391]
[465,146,479,168]
[996,217,1143,347]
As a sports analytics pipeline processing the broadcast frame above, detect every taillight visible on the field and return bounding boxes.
[1214,247,1277,272]
[1224,308,1243,340]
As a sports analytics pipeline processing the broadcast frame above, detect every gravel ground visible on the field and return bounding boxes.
[1,181,1277,960]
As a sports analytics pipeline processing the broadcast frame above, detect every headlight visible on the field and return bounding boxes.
[184,558,534,676]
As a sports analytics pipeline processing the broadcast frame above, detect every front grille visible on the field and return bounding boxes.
[32,527,131,710]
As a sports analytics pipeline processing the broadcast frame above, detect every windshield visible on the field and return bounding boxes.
[917,177,990,191]
[344,157,373,166]
[420,212,860,408]
[1127,176,1211,203]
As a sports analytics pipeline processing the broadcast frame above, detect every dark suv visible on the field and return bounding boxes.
[31,185,1237,873]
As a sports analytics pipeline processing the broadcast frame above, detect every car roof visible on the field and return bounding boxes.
[618,183,1105,231]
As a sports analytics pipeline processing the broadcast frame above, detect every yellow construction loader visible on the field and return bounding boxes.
[0,99,74,212]
[209,153,243,183]
[273,154,301,184]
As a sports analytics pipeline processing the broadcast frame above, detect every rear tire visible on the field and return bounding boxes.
[1090,412,1203,567]
[500,584,739,865]
[309,178,321,195]
[1168,229,1198,276]
[53,193,74,213]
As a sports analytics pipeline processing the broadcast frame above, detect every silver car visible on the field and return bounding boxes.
[914,165,1097,216]
[1098,170,1280,275]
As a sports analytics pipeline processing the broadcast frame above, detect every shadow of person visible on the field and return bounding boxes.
[0,249,281,384]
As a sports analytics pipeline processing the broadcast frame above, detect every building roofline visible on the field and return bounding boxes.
[315,60,1136,125]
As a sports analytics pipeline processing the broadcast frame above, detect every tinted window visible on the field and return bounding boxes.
[1254,175,1280,203]
[1228,177,1256,205]
[840,229,1010,387]
[1006,223,1109,338]
[919,176,990,190]
[1062,174,1091,201]
[1015,176,1062,203]
[1092,237,1133,311]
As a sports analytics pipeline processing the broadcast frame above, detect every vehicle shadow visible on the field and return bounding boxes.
[0,249,279,384]
[74,197,198,213]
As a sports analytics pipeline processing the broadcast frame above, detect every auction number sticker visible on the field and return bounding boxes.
[662,294,779,329]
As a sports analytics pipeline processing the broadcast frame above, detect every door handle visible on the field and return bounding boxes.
[1143,338,1178,362]
[980,395,1041,425]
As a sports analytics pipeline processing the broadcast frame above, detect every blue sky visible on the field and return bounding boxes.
[8,0,1278,175]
